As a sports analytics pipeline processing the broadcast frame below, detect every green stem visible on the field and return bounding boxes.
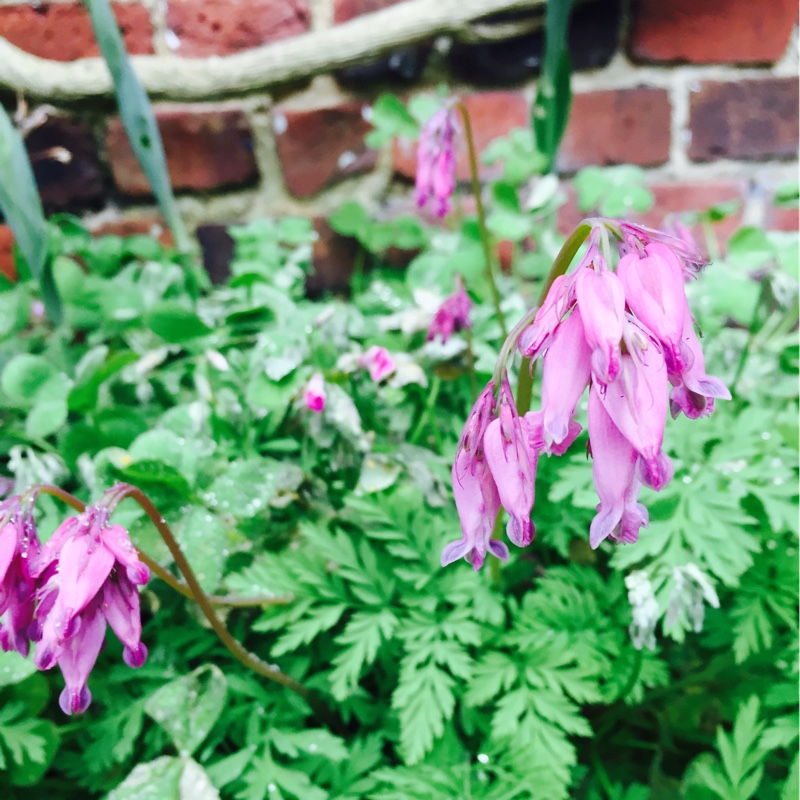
[489,513,504,589]
[591,736,615,798]
[410,375,442,446]
[730,280,768,395]
[515,221,593,414]
[463,327,480,399]
[109,485,315,703]
[136,550,290,608]
[456,102,508,340]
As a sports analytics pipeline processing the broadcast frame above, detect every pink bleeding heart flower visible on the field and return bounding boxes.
[518,272,578,360]
[443,448,508,571]
[359,346,396,382]
[0,498,40,657]
[523,410,583,457]
[575,263,626,385]
[587,385,649,549]
[304,373,326,413]
[618,221,708,276]
[540,306,592,451]
[483,378,537,547]
[444,381,509,570]
[669,316,731,419]
[31,506,150,715]
[428,280,472,344]
[617,242,691,374]
[596,318,674,492]
[415,106,458,219]
[455,381,496,469]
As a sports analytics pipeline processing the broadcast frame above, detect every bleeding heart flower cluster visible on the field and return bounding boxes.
[0,497,149,714]
[443,221,731,570]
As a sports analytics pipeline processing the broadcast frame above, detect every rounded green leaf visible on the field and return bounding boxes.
[146,302,211,343]
[1,354,57,406]
[143,665,227,756]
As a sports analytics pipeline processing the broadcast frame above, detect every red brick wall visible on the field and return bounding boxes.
[2,0,798,282]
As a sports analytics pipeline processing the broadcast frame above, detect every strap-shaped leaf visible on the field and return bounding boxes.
[85,0,190,254]
[0,105,61,322]
[532,0,574,172]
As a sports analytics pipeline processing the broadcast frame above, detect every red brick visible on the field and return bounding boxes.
[765,186,800,231]
[558,179,746,251]
[0,2,152,61]
[333,0,404,23]
[689,78,799,163]
[274,102,377,198]
[106,108,258,196]
[558,87,671,173]
[629,0,797,65]
[0,225,16,281]
[166,0,310,57]
[765,205,800,232]
[393,91,529,182]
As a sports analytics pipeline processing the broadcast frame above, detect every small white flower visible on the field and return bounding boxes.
[625,570,659,651]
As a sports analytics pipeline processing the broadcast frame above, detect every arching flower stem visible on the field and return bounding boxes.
[456,101,508,340]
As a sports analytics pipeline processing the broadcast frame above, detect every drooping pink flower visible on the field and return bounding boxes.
[669,316,731,419]
[587,385,649,549]
[415,106,458,218]
[523,410,582,457]
[575,264,626,385]
[304,373,326,413]
[540,306,592,451]
[618,221,707,276]
[617,243,690,374]
[596,319,673,491]
[518,272,578,360]
[483,379,537,547]
[427,280,472,344]
[455,381,496,468]
[359,346,396,382]
[0,499,39,657]
[31,507,149,715]
[442,449,507,571]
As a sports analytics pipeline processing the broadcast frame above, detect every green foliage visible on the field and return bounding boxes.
[0,192,796,798]
[574,165,654,217]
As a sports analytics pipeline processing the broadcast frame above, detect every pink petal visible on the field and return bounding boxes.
[518,273,577,360]
[0,523,17,591]
[30,516,80,578]
[304,373,326,413]
[58,533,115,620]
[540,307,592,450]
[484,408,537,548]
[57,601,106,715]
[588,387,647,548]
[575,267,626,384]
[101,524,150,585]
[101,572,145,666]
[596,337,669,486]
[617,243,689,373]
[445,450,503,571]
